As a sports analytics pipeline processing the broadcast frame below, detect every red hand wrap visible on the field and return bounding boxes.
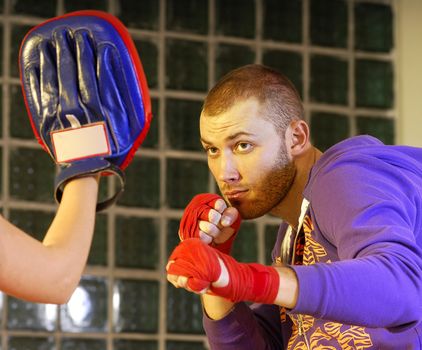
[167,238,279,304]
[179,193,241,254]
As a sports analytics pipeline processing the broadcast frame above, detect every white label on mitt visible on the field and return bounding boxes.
[51,122,111,163]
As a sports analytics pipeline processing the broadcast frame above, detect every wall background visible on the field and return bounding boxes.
[0,0,418,349]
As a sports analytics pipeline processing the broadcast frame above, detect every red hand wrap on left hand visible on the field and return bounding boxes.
[179,193,241,254]
[167,238,279,304]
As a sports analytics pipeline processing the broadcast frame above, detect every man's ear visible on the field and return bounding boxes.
[285,120,311,157]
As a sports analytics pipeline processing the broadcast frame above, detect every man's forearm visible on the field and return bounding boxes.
[201,265,299,320]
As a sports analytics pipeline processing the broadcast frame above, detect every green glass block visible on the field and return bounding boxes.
[142,98,159,149]
[115,216,160,269]
[215,0,255,38]
[263,49,303,97]
[114,339,158,350]
[165,99,202,151]
[12,0,55,17]
[7,298,57,331]
[64,0,107,12]
[167,219,181,256]
[87,214,108,266]
[60,276,108,333]
[167,285,204,334]
[232,222,258,262]
[263,0,302,43]
[114,279,159,333]
[10,84,34,139]
[10,147,55,202]
[355,3,393,53]
[117,156,160,208]
[166,0,208,35]
[215,44,255,81]
[356,116,395,145]
[134,38,158,89]
[166,341,207,350]
[355,59,393,109]
[265,224,280,265]
[166,159,209,208]
[9,337,55,350]
[166,39,208,92]
[311,112,349,151]
[9,209,54,241]
[117,0,159,30]
[310,55,348,105]
[11,25,33,78]
[310,0,347,48]
[0,25,3,78]
[61,339,106,350]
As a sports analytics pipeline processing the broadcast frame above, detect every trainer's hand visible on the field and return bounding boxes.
[178,193,241,254]
[166,238,279,304]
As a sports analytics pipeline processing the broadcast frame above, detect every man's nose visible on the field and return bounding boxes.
[218,154,240,183]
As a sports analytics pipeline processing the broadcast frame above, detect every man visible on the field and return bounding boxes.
[167,64,422,348]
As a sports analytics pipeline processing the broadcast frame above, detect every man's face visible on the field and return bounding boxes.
[200,98,296,219]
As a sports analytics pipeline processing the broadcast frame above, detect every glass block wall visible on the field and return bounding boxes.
[0,0,395,349]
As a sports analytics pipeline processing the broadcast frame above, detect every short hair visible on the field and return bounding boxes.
[202,64,304,133]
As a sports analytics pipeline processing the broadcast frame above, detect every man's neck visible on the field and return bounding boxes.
[271,146,322,229]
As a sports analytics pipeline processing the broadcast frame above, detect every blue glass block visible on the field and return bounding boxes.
[356,116,395,145]
[10,84,34,139]
[142,98,159,149]
[166,341,207,350]
[166,39,208,92]
[310,55,348,105]
[311,112,350,151]
[263,50,303,97]
[10,147,55,202]
[87,214,108,266]
[134,38,158,89]
[263,0,302,43]
[9,337,55,350]
[215,0,255,39]
[355,59,394,109]
[114,279,159,333]
[215,44,255,81]
[117,156,160,208]
[166,159,210,208]
[60,276,108,333]
[166,285,204,334]
[12,0,55,17]
[115,216,160,269]
[117,0,159,30]
[64,0,107,12]
[11,25,33,78]
[9,209,54,241]
[232,222,258,262]
[355,3,393,53]
[265,224,280,265]
[114,339,158,350]
[7,298,57,331]
[166,0,208,35]
[165,99,202,151]
[310,0,347,48]
[61,338,106,350]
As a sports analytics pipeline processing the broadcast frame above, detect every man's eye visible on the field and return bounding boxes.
[236,142,252,152]
[206,147,218,155]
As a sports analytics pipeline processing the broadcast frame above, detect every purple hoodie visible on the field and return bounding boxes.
[204,136,422,349]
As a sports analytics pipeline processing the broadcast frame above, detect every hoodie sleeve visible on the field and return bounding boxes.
[291,153,422,329]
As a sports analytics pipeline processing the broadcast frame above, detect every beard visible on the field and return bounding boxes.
[221,150,296,220]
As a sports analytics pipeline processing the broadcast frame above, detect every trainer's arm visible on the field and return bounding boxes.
[201,265,299,320]
[0,176,98,304]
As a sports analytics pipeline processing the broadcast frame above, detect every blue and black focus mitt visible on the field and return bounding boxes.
[19,10,152,211]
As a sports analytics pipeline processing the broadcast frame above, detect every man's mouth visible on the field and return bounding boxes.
[224,189,249,201]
